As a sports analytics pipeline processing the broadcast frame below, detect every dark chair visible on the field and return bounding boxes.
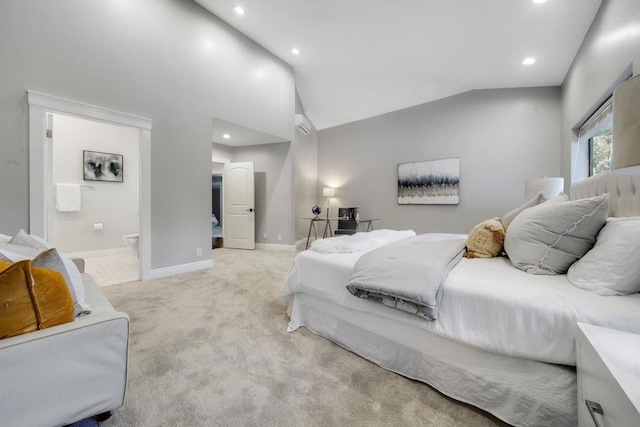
[335,207,359,236]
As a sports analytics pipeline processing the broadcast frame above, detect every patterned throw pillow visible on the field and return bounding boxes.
[464,218,505,258]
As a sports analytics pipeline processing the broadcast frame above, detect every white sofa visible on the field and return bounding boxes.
[0,264,129,427]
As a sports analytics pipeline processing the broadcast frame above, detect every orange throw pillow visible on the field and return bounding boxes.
[0,260,74,339]
[0,260,38,339]
[30,266,74,329]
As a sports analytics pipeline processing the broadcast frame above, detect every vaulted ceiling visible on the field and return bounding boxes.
[196,0,602,130]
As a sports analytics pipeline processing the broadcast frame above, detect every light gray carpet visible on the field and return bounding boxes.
[102,248,507,426]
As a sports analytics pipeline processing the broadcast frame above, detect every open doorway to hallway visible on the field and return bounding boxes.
[211,169,224,249]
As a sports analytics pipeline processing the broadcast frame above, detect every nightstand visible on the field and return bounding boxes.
[576,323,640,426]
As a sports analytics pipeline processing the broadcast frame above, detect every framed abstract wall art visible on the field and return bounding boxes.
[397,158,459,205]
[83,150,124,182]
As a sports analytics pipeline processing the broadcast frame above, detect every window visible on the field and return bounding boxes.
[588,121,612,176]
[578,97,612,177]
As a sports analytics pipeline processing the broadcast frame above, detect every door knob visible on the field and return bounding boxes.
[246,208,254,212]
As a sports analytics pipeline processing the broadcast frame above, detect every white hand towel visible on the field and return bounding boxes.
[56,183,81,212]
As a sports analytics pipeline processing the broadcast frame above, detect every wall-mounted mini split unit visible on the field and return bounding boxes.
[295,114,312,135]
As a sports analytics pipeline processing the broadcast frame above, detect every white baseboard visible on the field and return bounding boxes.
[147,259,213,280]
[295,238,311,251]
[64,247,131,259]
[255,243,297,251]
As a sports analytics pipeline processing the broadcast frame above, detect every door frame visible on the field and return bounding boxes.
[27,91,152,280]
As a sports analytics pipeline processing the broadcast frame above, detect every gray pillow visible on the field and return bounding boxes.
[501,192,548,231]
[8,229,48,253]
[504,194,609,275]
[31,248,83,316]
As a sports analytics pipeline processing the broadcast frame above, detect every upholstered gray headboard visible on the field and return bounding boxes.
[570,172,640,217]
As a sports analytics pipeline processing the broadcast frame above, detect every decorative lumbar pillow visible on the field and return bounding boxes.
[504,194,609,275]
[568,217,640,295]
[0,260,39,339]
[464,218,505,258]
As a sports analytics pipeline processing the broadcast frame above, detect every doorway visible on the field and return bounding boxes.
[49,113,140,286]
[211,117,284,251]
[27,91,152,281]
[211,170,223,249]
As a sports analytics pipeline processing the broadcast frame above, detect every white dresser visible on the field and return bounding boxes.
[576,323,640,427]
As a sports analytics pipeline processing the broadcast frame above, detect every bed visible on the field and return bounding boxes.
[283,172,640,427]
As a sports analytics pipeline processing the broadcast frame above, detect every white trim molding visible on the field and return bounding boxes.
[212,156,231,163]
[27,91,153,281]
[256,243,297,252]
[27,92,152,130]
[64,247,131,260]
[148,259,214,280]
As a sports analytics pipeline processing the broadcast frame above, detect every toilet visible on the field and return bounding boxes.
[122,233,139,257]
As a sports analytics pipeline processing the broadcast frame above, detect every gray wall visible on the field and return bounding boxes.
[561,0,640,185]
[0,0,295,269]
[318,87,562,234]
[293,92,319,243]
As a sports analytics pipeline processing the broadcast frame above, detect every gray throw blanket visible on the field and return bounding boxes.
[346,234,466,320]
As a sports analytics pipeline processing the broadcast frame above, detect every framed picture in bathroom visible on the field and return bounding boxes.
[83,150,124,182]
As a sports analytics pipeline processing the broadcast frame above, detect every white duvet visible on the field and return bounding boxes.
[285,233,640,365]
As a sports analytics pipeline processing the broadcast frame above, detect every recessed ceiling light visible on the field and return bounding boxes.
[533,0,548,3]
[223,134,230,139]
[234,6,245,15]
[291,48,300,55]
[522,57,536,65]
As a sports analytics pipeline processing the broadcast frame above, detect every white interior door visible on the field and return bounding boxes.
[223,162,255,249]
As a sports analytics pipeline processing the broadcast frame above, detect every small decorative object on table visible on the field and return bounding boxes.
[311,205,322,219]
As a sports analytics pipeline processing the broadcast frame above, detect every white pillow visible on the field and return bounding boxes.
[0,234,11,244]
[568,217,640,295]
[504,194,609,275]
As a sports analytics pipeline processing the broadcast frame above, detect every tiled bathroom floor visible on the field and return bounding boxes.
[84,253,139,287]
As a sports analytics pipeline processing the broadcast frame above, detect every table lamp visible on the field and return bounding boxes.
[323,187,335,219]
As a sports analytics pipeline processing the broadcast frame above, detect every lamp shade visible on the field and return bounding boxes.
[524,177,564,199]
[612,74,640,174]
[322,187,335,197]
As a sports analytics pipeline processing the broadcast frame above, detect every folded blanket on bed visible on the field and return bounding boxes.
[310,229,416,254]
[346,234,466,320]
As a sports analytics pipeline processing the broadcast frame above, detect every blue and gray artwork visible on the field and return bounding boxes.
[397,158,459,205]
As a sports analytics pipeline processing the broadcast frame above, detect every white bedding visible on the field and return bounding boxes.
[285,233,640,365]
